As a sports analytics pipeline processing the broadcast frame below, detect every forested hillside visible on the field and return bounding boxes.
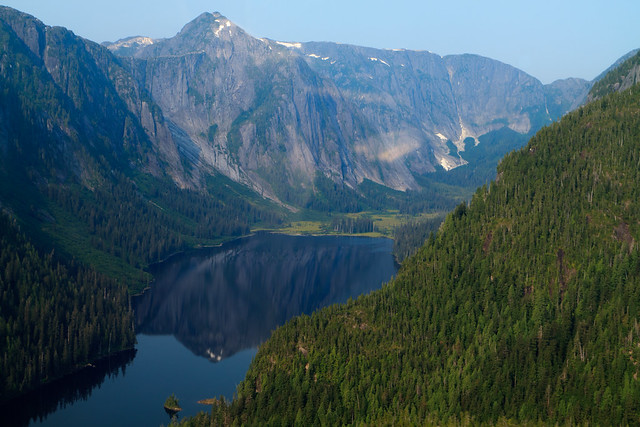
[0,5,632,419]
[0,7,283,291]
[589,50,640,101]
[0,213,135,401]
[0,6,283,402]
[392,214,445,263]
[182,72,640,425]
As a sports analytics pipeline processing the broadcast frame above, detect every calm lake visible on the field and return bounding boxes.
[7,233,397,426]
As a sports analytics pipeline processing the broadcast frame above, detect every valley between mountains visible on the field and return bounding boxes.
[1,4,640,425]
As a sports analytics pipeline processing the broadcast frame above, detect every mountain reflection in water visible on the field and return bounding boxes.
[133,233,396,362]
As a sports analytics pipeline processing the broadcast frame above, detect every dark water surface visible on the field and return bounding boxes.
[8,233,396,426]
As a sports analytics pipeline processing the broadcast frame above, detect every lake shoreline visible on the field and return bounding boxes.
[0,346,137,412]
[134,230,394,298]
[22,234,397,426]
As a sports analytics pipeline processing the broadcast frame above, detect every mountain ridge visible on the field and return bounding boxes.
[592,48,640,83]
[187,56,640,426]
[588,49,640,102]
[0,5,282,290]
[0,6,190,188]
[105,11,591,200]
[1,4,637,413]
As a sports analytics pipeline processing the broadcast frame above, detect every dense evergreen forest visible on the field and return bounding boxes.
[329,217,375,234]
[0,5,574,413]
[307,173,461,215]
[178,78,640,425]
[590,50,640,100]
[0,10,283,403]
[0,212,135,402]
[3,6,635,419]
[0,8,285,290]
[42,173,283,289]
[392,214,445,263]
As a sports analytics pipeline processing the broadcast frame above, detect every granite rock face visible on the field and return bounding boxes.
[1,6,592,204]
[588,49,640,102]
[110,13,385,198]
[107,12,590,198]
[0,6,189,188]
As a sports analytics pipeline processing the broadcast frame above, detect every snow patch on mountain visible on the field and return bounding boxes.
[276,41,302,49]
[308,54,330,60]
[437,156,458,171]
[214,20,232,37]
[369,57,390,67]
[107,36,155,51]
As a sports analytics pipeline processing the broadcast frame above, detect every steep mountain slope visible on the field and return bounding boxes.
[0,6,283,400]
[589,49,640,101]
[0,7,188,186]
[543,77,591,119]
[0,212,135,402]
[277,43,591,173]
[188,62,640,425]
[0,6,281,289]
[107,12,590,201]
[109,13,382,201]
[291,42,459,176]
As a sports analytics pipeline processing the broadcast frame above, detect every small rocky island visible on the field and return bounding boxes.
[163,393,182,417]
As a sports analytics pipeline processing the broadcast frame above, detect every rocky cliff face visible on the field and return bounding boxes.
[0,6,188,188]
[543,77,591,119]
[2,6,592,205]
[110,13,389,200]
[296,45,591,171]
[107,12,591,200]
[588,49,640,102]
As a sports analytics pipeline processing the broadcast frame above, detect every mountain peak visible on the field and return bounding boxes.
[107,11,246,59]
[178,11,236,39]
[187,11,225,26]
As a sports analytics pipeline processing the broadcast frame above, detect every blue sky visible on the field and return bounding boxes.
[2,0,638,83]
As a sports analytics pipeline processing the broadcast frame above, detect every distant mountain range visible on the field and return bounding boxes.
[2,6,619,211]
[2,4,640,410]
[103,12,591,200]
[0,5,634,273]
[199,43,640,426]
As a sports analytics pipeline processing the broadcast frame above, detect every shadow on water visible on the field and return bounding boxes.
[133,233,396,362]
[1,349,136,427]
